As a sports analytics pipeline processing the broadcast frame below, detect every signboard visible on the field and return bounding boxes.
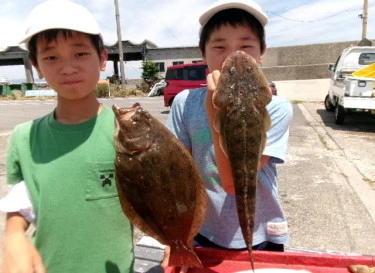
[25,90,57,97]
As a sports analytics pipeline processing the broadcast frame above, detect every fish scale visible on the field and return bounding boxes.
[212,50,272,271]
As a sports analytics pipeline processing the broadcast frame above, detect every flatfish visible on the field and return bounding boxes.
[112,104,207,268]
[212,50,272,269]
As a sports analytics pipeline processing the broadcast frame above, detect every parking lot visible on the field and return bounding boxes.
[0,95,375,270]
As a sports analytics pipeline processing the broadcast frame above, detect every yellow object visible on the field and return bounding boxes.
[352,63,375,78]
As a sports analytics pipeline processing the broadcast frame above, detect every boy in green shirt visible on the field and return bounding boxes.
[2,1,134,272]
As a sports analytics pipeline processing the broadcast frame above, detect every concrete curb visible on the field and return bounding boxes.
[297,103,375,223]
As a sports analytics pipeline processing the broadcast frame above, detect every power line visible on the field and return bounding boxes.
[141,0,184,46]
[266,7,363,23]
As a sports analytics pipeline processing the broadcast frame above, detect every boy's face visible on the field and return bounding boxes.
[32,31,107,101]
[203,24,265,72]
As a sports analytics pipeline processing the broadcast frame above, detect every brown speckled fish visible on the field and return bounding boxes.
[112,103,207,268]
[212,50,272,270]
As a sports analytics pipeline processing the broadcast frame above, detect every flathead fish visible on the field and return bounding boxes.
[212,51,272,270]
[112,103,207,268]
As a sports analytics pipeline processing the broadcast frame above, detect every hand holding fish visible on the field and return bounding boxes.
[205,69,236,194]
[2,216,46,273]
[205,63,271,194]
[206,51,272,271]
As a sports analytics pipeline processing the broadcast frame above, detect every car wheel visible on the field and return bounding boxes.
[324,95,335,112]
[335,105,346,125]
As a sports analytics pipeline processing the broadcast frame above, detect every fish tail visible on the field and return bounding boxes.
[249,246,255,272]
[168,241,203,268]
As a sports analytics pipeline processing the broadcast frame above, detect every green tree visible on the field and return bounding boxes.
[141,60,159,82]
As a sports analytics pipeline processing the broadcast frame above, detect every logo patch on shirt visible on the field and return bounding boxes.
[100,173,114,187]
[85,163,118,202]
[267,221,288,236]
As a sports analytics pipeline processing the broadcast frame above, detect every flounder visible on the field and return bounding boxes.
[212,50,272,269]
[112,103,207,268]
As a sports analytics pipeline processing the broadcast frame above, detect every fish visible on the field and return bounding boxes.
[212,50,272,270]
[112,103,207,268]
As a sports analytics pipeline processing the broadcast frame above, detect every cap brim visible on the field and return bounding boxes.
[199,1,268,28]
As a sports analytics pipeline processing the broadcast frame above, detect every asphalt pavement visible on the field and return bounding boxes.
[0,96,374,272]
[280,101,375,256]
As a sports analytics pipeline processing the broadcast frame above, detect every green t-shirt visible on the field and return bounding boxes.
[6,106,134,273]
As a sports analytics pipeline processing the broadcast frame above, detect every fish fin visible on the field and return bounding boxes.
[213,111,229,158]
[249,247,255,272]
[188,177,207,243]
[260,111,271,153]
[213,111,222,133]
[219,136,229,158]
[264,111,271,132]
[168,241,203,268]
[257,85,273,108]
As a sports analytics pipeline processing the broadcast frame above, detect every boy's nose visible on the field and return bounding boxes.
[60,61,78,74]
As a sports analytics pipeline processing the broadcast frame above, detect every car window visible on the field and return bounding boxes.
[186,66,206,81]
[165,65,207,81]
[165,68,183,80]
[359,53,375,65]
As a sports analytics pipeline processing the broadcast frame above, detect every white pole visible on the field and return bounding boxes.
[114,0,126,90]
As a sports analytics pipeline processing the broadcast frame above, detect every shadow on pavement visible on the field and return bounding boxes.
[316,108,375,133]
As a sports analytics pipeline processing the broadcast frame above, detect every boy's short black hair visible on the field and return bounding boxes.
[28,29,105,64]
[199,8,266,56]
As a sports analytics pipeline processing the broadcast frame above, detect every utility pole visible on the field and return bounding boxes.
[361,0,368,39]
[114,0,126,90]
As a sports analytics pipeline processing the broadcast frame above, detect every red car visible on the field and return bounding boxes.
[163,63,209,107]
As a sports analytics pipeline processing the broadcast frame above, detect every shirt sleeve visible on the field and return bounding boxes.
[0,181,36,223]
[165,90,192,149]
[6,125,24,185]
[263,96,293,163]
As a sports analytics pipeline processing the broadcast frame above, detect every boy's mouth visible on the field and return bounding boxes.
[60,80,82,85]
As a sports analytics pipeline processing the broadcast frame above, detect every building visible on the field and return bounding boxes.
[0,39,374,83]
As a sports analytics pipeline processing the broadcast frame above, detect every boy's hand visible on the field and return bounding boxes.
[205,71,236,194]
[206,70,221,100]
[2,232,46,273]
[161,246,188,273]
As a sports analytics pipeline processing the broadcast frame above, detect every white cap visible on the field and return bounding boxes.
[199,0,268,28]
[20,0,100,47]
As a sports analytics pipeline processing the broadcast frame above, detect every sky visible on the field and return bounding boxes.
[0,0,374,81]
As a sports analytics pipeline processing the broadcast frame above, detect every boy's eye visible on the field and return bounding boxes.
[43,56,57,61]
[76,52,89,57]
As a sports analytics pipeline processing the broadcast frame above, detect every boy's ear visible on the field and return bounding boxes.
[259,44,267,64]
[100,49,108,71]
[31,60,44,79]
[259,54,265,64]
